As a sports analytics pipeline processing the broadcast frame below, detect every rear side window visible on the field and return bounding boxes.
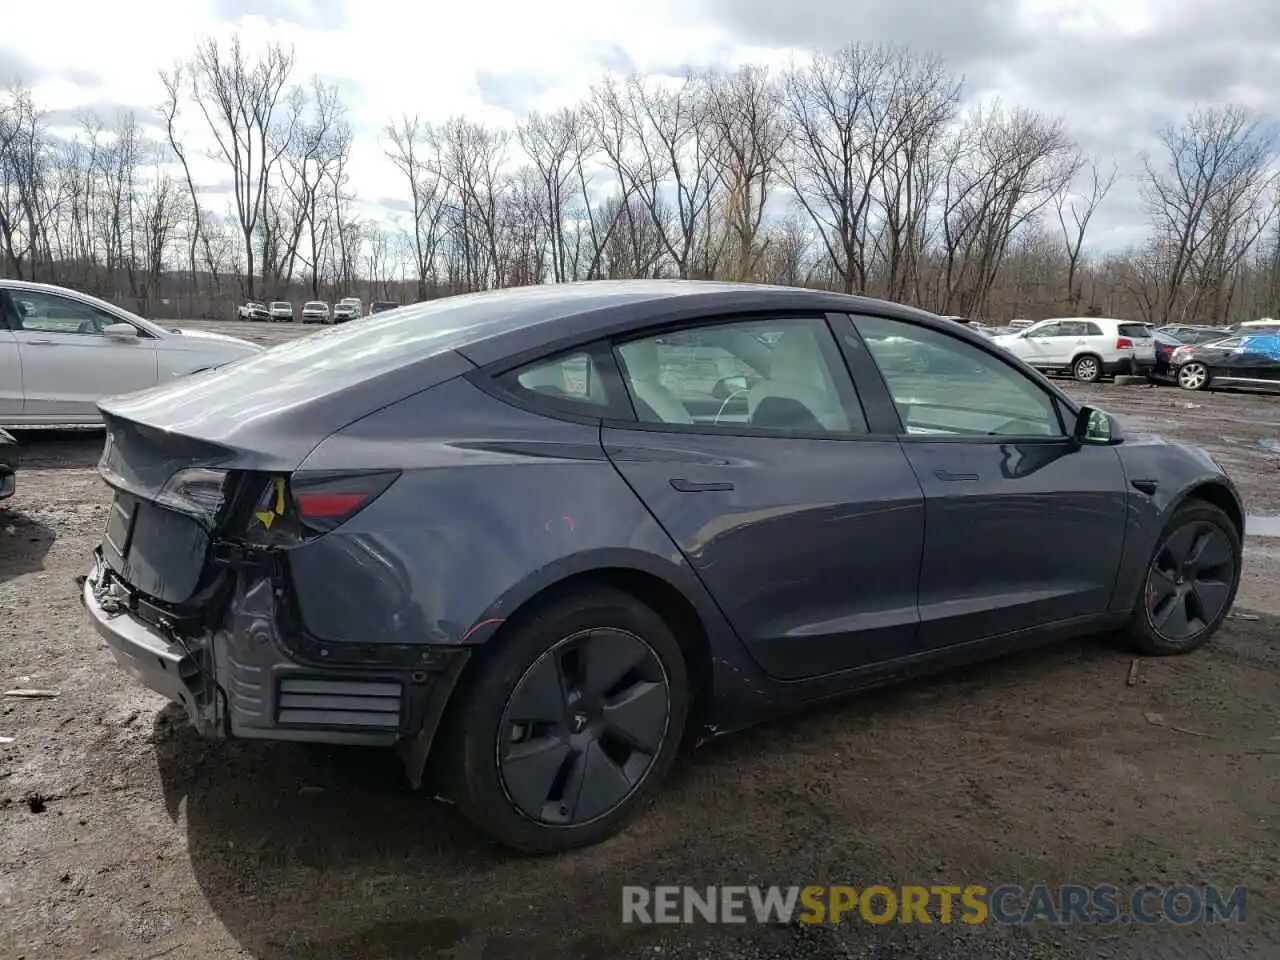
[510,351,610,407]
[1118,323,1152,338]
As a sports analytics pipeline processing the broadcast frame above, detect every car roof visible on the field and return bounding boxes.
[396,281,944,367]
[230,281,961,377]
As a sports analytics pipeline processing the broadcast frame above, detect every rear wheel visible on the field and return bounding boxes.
[1177,362,1209,391]
[442,588,688,853]
[1123,502,1240,655]
[1072,354,1101,382]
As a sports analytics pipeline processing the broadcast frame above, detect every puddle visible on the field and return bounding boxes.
[1259,439,1280,455]
[1246,515,1280,538]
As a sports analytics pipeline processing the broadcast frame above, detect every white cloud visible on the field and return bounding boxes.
[4,0,1276,250]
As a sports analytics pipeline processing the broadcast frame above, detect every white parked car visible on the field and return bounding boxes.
[0,280,262,427]
[268,301,293,322]
[300,301,330,324]
[237,301,269,321]
[993,317,1155,382]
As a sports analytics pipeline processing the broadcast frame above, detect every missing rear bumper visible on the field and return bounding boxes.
[83,557,470,753]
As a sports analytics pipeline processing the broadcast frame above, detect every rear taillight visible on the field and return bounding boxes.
[156,467,228,525]
[1116,337,1133,349]
[290,470,399,535]
[1171,346,1192,363]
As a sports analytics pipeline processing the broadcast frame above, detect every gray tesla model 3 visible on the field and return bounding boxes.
[81,281,1244,852]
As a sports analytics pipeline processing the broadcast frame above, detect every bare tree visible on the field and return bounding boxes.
[385,115,447,298]
[189,36,297,299]
[706,65,786,281]
[1141,104,1280,323]
[1055,156,1117,309]
[158,65,205,302]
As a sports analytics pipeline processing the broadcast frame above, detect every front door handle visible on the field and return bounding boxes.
[934,469,979,482]
[669,479,734,493]
[25,339,55,345]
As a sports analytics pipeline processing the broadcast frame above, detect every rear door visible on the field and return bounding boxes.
[595,313,927,681]
[849,313,1128,650]
[4,288,159,420]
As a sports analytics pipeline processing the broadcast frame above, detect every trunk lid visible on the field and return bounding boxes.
[94,334,475,604]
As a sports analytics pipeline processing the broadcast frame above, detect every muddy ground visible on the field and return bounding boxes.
[1,322,1277,959]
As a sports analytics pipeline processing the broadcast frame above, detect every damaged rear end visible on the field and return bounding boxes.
[81,324,477,759]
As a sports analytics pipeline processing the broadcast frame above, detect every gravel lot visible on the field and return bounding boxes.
[2,320,1278,959]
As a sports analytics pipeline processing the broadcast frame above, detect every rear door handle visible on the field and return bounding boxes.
[25,339,55,345]
[934,469,979,482]
[669,479,734,493]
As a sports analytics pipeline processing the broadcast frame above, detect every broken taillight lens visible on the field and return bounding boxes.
[289,470,400,535]
[156,467,228,526]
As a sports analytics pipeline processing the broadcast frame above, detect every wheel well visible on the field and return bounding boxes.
[1180,482,1244,540]
[451,568,715,726]
[1073,352,1102,367]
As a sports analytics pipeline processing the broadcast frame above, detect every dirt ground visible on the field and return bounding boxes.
[1,323,1278,959]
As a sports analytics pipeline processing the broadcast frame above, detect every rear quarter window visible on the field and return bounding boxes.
[1118,323,1152,338]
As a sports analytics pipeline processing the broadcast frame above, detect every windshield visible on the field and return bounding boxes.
[304,302,326,309]
[270,302,290,309]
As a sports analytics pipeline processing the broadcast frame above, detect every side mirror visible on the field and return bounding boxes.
[711,375,751,400]
[103,323,137,340]
[1073,405,1123,445]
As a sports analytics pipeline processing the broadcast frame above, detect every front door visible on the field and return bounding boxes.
[851,313,1129,649]
[1015,321,1068,368]
[598,313,926,681]
[2,289,159,421]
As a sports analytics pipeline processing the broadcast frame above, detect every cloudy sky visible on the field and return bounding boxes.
[3,0,1277,252]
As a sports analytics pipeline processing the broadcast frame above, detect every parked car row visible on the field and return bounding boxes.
[238,297,367,324]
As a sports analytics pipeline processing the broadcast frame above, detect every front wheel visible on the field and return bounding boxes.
[441,588,689,853]
[1072,354,1101,382]
[1123,502,1241,655]
[1176,362,1209,391]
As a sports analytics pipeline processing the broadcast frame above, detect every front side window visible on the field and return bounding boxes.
[9,290,134,337]
[856,315,1064,438]
[1025,322,1062,339]
[614,316,866,434]
[511,350,610,407]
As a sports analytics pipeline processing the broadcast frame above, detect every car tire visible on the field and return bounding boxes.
[1123,501,1241,656]
[440,587,689,853]
[1176,362,1210,391]
[1072,354,1102,382]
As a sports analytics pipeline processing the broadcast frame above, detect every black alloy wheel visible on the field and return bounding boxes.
[497,627,670,827]
[440,587,689,853]
[1146,522,1235,642]
[1126,502,1240,654]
